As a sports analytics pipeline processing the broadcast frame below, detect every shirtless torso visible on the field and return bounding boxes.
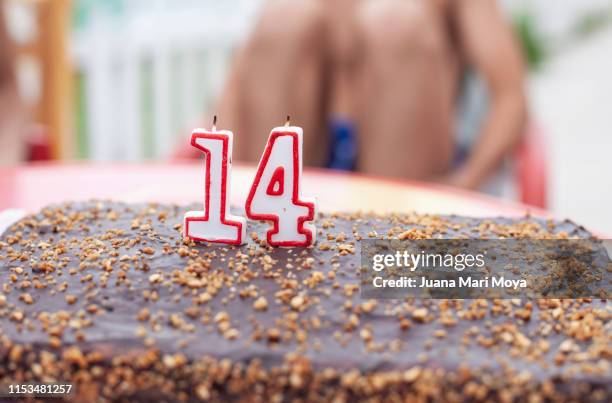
[218,0,526,189]
[342,0,462,178]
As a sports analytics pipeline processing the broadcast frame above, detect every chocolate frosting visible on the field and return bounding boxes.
[0,202,610,400]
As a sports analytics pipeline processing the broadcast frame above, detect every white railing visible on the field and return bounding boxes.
[72,0,262,161]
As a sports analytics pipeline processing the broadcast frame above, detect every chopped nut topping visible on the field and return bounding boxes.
[253,296,268,311]
[412,308,428,323]
[0,201,607,402]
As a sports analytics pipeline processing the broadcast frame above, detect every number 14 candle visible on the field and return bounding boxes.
[184,118,317,247]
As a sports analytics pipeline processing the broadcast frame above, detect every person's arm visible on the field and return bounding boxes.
[445,0,527,189]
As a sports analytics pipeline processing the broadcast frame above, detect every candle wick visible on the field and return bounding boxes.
[213,115,218,131]
[285,115,291,127]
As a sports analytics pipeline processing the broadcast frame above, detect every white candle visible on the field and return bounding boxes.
[246,124,317,247]
[184,124,246,245]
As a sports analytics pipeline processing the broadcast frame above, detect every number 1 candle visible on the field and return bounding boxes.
[184,118,247,245]
[246,118,317,247]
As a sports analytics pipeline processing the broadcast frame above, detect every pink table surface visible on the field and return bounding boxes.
[0,162,548,219]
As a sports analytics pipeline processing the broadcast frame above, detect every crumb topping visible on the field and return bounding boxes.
[0,201,609,402]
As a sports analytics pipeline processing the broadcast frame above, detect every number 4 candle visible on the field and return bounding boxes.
[246,118,317,247]
[184,117,247,245]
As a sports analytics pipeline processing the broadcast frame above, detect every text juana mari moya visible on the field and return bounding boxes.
[369,250,527,290]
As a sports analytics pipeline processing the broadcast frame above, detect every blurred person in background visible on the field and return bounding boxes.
[214,0,527,190]
[0,4,25,165]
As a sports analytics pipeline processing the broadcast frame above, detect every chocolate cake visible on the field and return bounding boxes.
[0,201,610,402]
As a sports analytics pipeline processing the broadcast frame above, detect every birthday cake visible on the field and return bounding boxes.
[0,201,610,402]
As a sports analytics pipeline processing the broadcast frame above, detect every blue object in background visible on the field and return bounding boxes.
[327,119,357,171]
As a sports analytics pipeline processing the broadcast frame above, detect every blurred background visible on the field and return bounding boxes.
[0,0,611,232]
